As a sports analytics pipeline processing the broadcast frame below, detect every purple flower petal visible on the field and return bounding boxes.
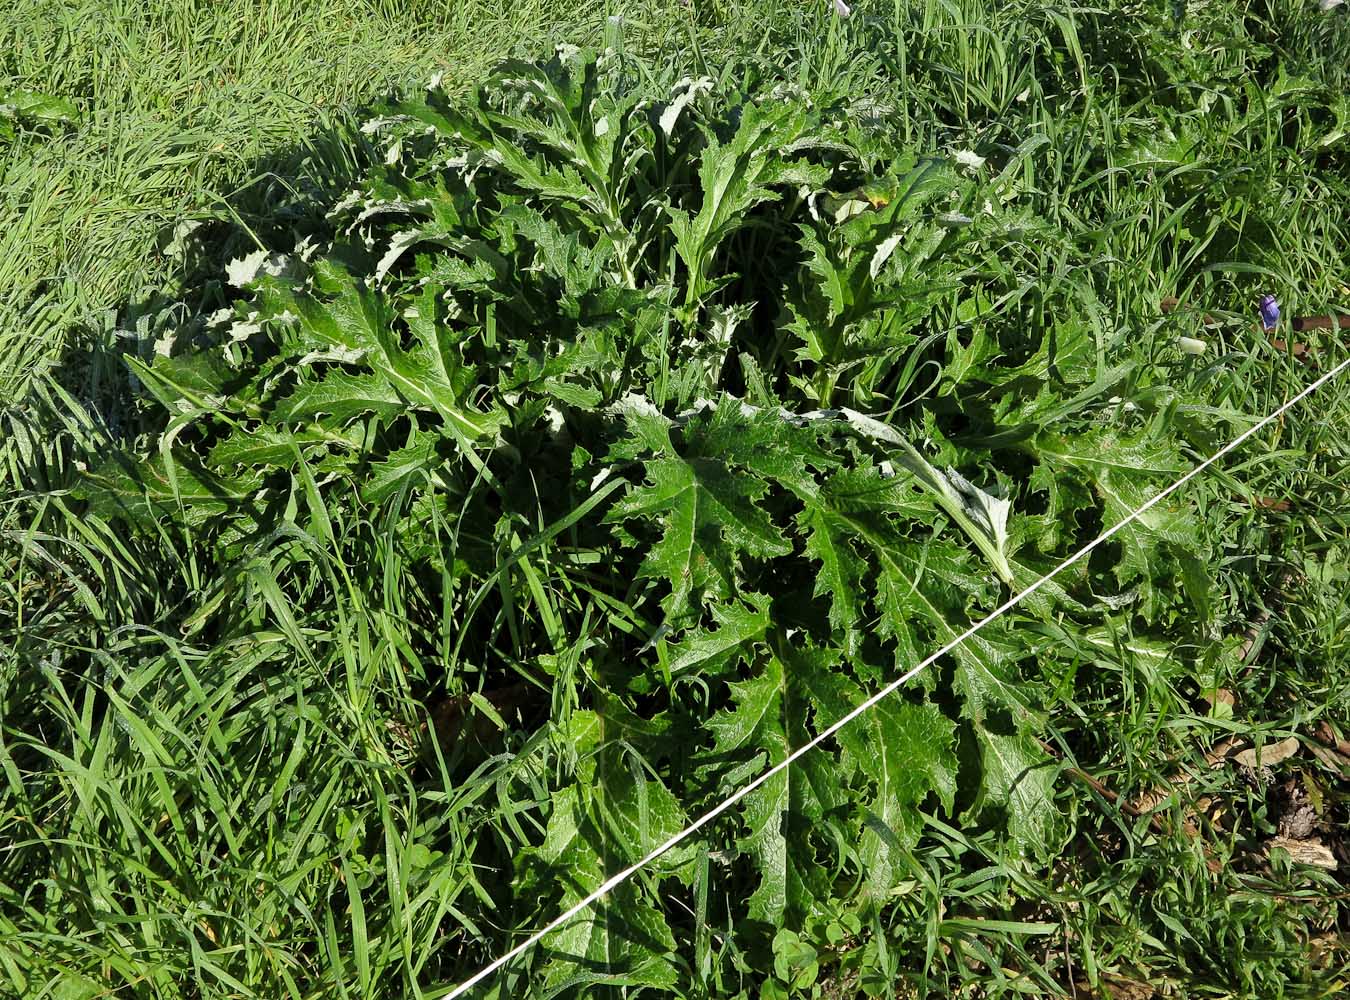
[1259,294,1280,331]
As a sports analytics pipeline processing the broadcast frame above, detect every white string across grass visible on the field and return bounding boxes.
[444,354,1350,1000]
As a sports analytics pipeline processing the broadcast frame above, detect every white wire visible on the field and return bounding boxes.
[444,354,1350,999]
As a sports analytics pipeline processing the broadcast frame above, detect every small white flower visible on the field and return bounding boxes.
[832,0,852,17]
[1178,336,1207,355]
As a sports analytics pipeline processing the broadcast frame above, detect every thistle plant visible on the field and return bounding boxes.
[52,39,1336,997]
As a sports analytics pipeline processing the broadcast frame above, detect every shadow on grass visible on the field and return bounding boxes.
[45,106,386,433]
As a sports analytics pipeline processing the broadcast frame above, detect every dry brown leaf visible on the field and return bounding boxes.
[1233,736,1300,769]
[1309,933,1344,969]
[1196,737,1244,767]
[1200,688,1236,719]
[1307,742,1350,777]
[1314,721,1350,757]
[1189,794,1229,833]
[1267,836,1338,870]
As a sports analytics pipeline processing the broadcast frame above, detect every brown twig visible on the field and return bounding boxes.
[1160,295,1217,326]
[1242,494,1292,513]
[1268,339,1313,359]
[1037,738,1172,839]
[1291,314,1350,332]
[1130,737,1244,817]
[1159,296,1338,363]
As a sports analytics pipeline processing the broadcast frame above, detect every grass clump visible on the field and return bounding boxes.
[0,0,696,399]
[4,1,1350,998]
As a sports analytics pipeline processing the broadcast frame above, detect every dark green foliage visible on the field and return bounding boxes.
[55,42,1223,986]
